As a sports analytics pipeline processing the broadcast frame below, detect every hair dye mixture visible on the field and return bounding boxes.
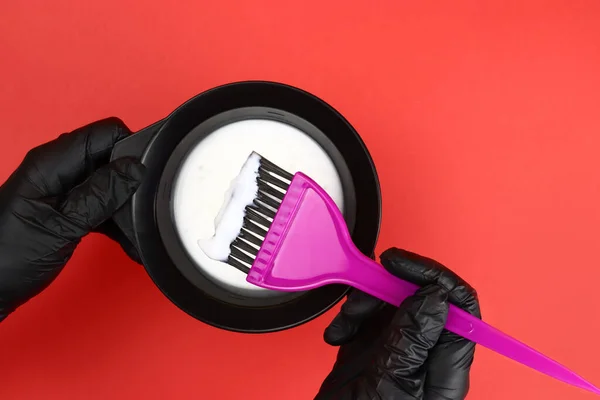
[198,152,261,262]
[172,119,344,296]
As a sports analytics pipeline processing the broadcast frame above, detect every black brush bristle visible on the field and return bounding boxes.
[239,228,264,247]
[255,192,281,211]
[258,168,291,190]
[249,203,276,219]
[243,215,269,237]
[257,181,285,201]
[259,157,295,181]
[245,206,273,228]
[227,154,293,274]
[231,238,259,256]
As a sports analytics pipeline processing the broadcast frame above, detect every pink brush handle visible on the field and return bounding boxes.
[344,251,475,337]
[346,251,600,396]
[343,250,479,337]
[249,172,600,396]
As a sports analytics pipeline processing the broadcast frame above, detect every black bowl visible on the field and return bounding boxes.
[111,81,381,333]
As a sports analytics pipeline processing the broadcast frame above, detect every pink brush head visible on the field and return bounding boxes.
[226,153,370,293]
[225,152,600,397]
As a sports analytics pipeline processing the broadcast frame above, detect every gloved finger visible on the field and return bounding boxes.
[58,157,145,233]
[370,284,449,397]
[423,336,476,400]
[421,268,479,399]
[380,248,481,400]
[425,296,479,400]
[380,248,480,314]
[20,118,131,198]
[324,248,479,349]
[324,290,385,346]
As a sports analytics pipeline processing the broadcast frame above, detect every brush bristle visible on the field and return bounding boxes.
[227,155,294,274]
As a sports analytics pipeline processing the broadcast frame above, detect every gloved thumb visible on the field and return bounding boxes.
[59,157,145,232]
[371,284,449,396]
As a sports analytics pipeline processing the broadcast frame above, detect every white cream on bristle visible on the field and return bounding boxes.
[172,119,344,296]
[198,153,261,261]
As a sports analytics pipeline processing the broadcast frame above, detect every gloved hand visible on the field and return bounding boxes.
[316,248,481,400]
[0,118,145,321]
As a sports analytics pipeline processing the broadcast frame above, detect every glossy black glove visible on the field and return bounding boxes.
[316,248,481,400]
[0,118,145,321]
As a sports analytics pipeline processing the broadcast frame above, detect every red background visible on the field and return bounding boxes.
[1,1,600,399]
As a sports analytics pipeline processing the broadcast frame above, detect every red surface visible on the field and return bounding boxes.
[1,1,600,399]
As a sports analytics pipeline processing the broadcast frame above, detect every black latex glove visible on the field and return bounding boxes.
[316,248,481,400]
[0,118,145,321]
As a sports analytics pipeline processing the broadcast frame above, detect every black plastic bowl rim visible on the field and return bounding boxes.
[131,81,381,333]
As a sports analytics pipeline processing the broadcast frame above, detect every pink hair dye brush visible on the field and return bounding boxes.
[221,152,599,396]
